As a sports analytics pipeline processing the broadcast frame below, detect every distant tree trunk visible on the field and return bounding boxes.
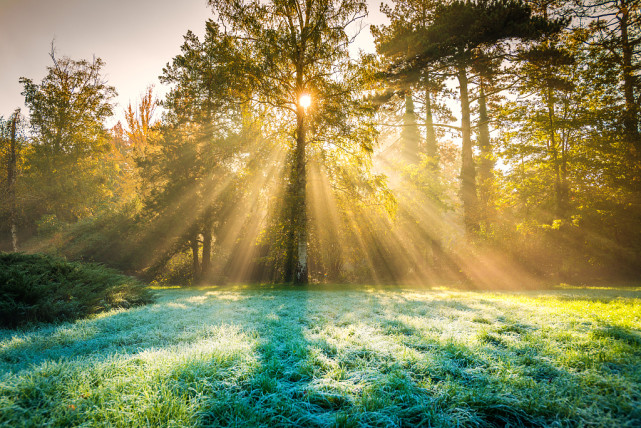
[201,220,213,279]
[536,4,567,218]
[458,65,478,234]
[424,84,438,171]
[546,84,566,218]
[201,91,213,280]
[422,81,443,269]
[401,92,420,163]
[191,237,200,282]
[477,82,494,224]
[560,132,569,213]
[7,110,19,252]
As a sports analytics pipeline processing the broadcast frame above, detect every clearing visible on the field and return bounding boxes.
[1,285,640,426]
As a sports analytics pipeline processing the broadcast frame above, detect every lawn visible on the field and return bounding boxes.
[1,285,640,427]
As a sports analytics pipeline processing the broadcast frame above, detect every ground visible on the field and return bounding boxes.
[1,285,640,427]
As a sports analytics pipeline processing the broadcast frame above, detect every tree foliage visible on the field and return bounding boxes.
[2,0,640,283]
[19,50,118,224]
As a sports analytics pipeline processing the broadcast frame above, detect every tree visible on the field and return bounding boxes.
[124,86,160,157]
[575,0,641,187]
[209,0,374,283]
[20,48,117,224]
[6,110,20,251]
[373,0,444,169]
[0,109,23,251]
[139,23,248,282]
[476,74,494,223]
[372,0,460,276]
[390,0,561,233]
[518,46,575,217]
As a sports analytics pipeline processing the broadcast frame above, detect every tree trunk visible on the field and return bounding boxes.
[401,92,420,164]
[423,81,442,269]
[198,90,214,281]
[424,85,438,171]
[560,134,569,213]
[201,220,212,280]
[191,237,200,282]
[477,82,494,224]
[620,1,641,182]
[293,104,308,284]
[457,65,478,234]
[546,84,565,218]
[7,110,19,252]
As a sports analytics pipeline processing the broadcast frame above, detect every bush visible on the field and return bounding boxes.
[0,252,154,328]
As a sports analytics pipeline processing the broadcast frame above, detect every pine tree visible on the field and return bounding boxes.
[391,0,562,233]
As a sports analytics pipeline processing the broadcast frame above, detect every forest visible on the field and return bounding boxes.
[1,1,641,426]
[1,0,640,287]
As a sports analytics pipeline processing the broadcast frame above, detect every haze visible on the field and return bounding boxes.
[0,0,385,122]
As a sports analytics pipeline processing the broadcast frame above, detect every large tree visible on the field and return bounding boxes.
[386,0,561,233]
[20,49,117,223]
[209,0,374,283]
[139,23,249,282]
[373,0,443,167]
[576,0,641,187]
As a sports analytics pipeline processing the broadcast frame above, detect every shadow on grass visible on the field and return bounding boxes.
[373,293,641,426]
[195,288,326,426]
[1,287,641,427]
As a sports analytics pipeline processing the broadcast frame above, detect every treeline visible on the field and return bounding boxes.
[372,0,641,281]
[1,0,639,285]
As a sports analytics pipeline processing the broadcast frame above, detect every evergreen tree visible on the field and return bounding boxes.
[392,0,562,233]
[576,0,641,187]
[140,23,249,282]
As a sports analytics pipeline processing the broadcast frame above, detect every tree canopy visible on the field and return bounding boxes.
[1,0,640,284]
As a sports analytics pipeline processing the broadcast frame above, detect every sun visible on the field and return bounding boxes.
[299,93,311,109]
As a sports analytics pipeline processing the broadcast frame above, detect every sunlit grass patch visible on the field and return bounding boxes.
[1,285,640,426]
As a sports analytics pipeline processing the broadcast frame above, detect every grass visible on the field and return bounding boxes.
[1,284,640,427]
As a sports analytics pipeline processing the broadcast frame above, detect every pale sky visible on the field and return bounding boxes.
[0,0,387,125]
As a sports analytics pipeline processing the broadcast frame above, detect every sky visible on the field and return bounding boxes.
[0,0,387,125]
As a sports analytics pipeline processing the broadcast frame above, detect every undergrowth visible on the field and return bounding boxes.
[0,252,154,328]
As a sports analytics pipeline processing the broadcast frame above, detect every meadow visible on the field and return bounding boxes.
[1,285,640,427]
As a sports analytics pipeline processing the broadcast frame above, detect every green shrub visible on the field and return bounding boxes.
[0,252,154,328]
